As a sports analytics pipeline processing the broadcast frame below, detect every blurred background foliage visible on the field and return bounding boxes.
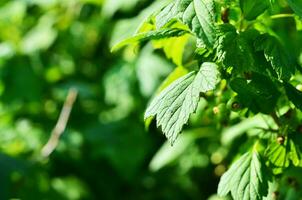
[0,0,217,199]
[1,0,302,200]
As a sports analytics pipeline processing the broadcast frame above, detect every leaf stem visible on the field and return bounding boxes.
[281,125,289,136]
[270,14,295,19]
[255,127,278,133]
[270,112,281,128]
[239,14,245,31]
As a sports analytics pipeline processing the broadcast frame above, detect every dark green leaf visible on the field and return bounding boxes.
[230,73,280,114]
[287,0,302,18]
[240,0,269,20]
[255,34,296,80]
[215,24,255,73]
[284,82,302,111]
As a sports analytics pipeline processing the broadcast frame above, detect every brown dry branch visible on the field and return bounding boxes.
[41,88,78,158]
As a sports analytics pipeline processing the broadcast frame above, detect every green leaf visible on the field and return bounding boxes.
[287,0,302,18]
[101,0,142,18]
[145,66,189,130]
[155,0,191,29]
[255,34,296,80]
[136,44,174,97]
[156,0,216,48]
[21,15,57,54]
[144,62,220,144]
[215,24,255,73]
[240,0,269,20]
[284,82,302,111]
[221,115,271,146]
[265,137,301,174]
[215,27,274,77]
[156,66,189,93]
[149,129,198,172]
[295,15,302,30]
[230,73,280,114]
[152,32,190,66]
[218,151,268,200]
[111,28,189,52]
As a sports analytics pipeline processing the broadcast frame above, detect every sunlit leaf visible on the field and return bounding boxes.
[145,62,220,144]
[156,0,216,48]
[111,28,188,52]
[265,137,301,173]
[218,151,268,200]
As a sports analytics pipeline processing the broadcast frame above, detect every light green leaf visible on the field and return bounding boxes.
[240,0,269,20]
[136,44,174,97]
[111,28,188,52]
[287,0,302,18]
[149,127,216,171]
[284,82,302,111]
[152,31,190,66]
[144,62,220,144]
[101,0,141,18]
[156,0,216,48]
[156,66,189,93]
[265,137,301,173]
[218,151,268,200]
[155,0,190,29]
[144,66,189,130]
[149,130,197,172]
[21,15,57,54]
[295,15,302,30]
[255,34,296,80]
[109,0,172,48]
[221,115,271,146]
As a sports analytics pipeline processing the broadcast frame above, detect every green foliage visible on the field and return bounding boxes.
[255,34,295,80]
[240,0,269,20]
[218,151,268,200]
[230,74,280,114]
[287,0,302,18]
[265,137,301,174]
[111,28,189,52]
[113,0,302,199]
[215,24,256,73]
[1,0,302,199]
[145,62,220,144]
[155,0,216,48]
[284,82,302,111]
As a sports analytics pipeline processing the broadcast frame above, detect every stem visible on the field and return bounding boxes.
[271,112,281,128]
[239,14,245,31]
[245,13,295,31]
[270,14,295,19]
[281,125,289,136]
[255,127,278,133]
[41,88,78,158]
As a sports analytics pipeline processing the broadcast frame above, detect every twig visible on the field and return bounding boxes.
[254,127,278,133]
[41,88,78,158]
[270,13,295,19]
[270,112,281,128]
